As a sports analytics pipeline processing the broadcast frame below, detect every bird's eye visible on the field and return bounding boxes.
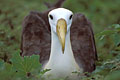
[49,15,53,20]
[69,15,73,20]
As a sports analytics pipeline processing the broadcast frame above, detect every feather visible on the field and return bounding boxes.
[21,0,97,73]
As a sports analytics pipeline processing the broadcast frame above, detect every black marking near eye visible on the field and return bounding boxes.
[69,15,73,20]
[49,15,53,20]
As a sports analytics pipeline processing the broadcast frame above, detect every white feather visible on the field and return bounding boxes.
[43,8,83,79]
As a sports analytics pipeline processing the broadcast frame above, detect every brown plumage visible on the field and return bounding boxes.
[20,0,97,73]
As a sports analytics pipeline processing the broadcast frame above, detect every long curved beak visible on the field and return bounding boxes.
[56,18,67,54]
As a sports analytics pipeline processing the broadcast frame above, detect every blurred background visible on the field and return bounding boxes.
[0,0,120,80]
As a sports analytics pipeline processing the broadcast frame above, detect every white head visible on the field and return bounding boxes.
[48,8,73,53]
[48,8,73,33]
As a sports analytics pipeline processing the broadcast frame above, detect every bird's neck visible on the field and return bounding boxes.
[43,29,81,78]
[49,30,75,63]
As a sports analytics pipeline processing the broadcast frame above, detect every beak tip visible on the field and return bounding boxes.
[62,48,64,54]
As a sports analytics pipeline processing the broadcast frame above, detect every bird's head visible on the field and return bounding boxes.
[48,8,73,53]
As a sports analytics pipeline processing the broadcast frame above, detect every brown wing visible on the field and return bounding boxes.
[20,11,51,64]
[71,13,97,72]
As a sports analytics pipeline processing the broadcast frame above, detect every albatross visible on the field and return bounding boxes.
[43,8,82,79]
[21,0,97,79]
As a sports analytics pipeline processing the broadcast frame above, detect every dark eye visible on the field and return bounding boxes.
[69,15,73,20]
[49,15,53,20]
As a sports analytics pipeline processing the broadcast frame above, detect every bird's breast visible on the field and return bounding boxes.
[43,53,81,79]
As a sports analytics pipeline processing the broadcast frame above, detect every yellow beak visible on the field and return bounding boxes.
[56,18,67,54]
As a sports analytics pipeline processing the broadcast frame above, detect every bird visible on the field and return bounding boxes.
[43,8,83,79]
[20,0,97,79]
